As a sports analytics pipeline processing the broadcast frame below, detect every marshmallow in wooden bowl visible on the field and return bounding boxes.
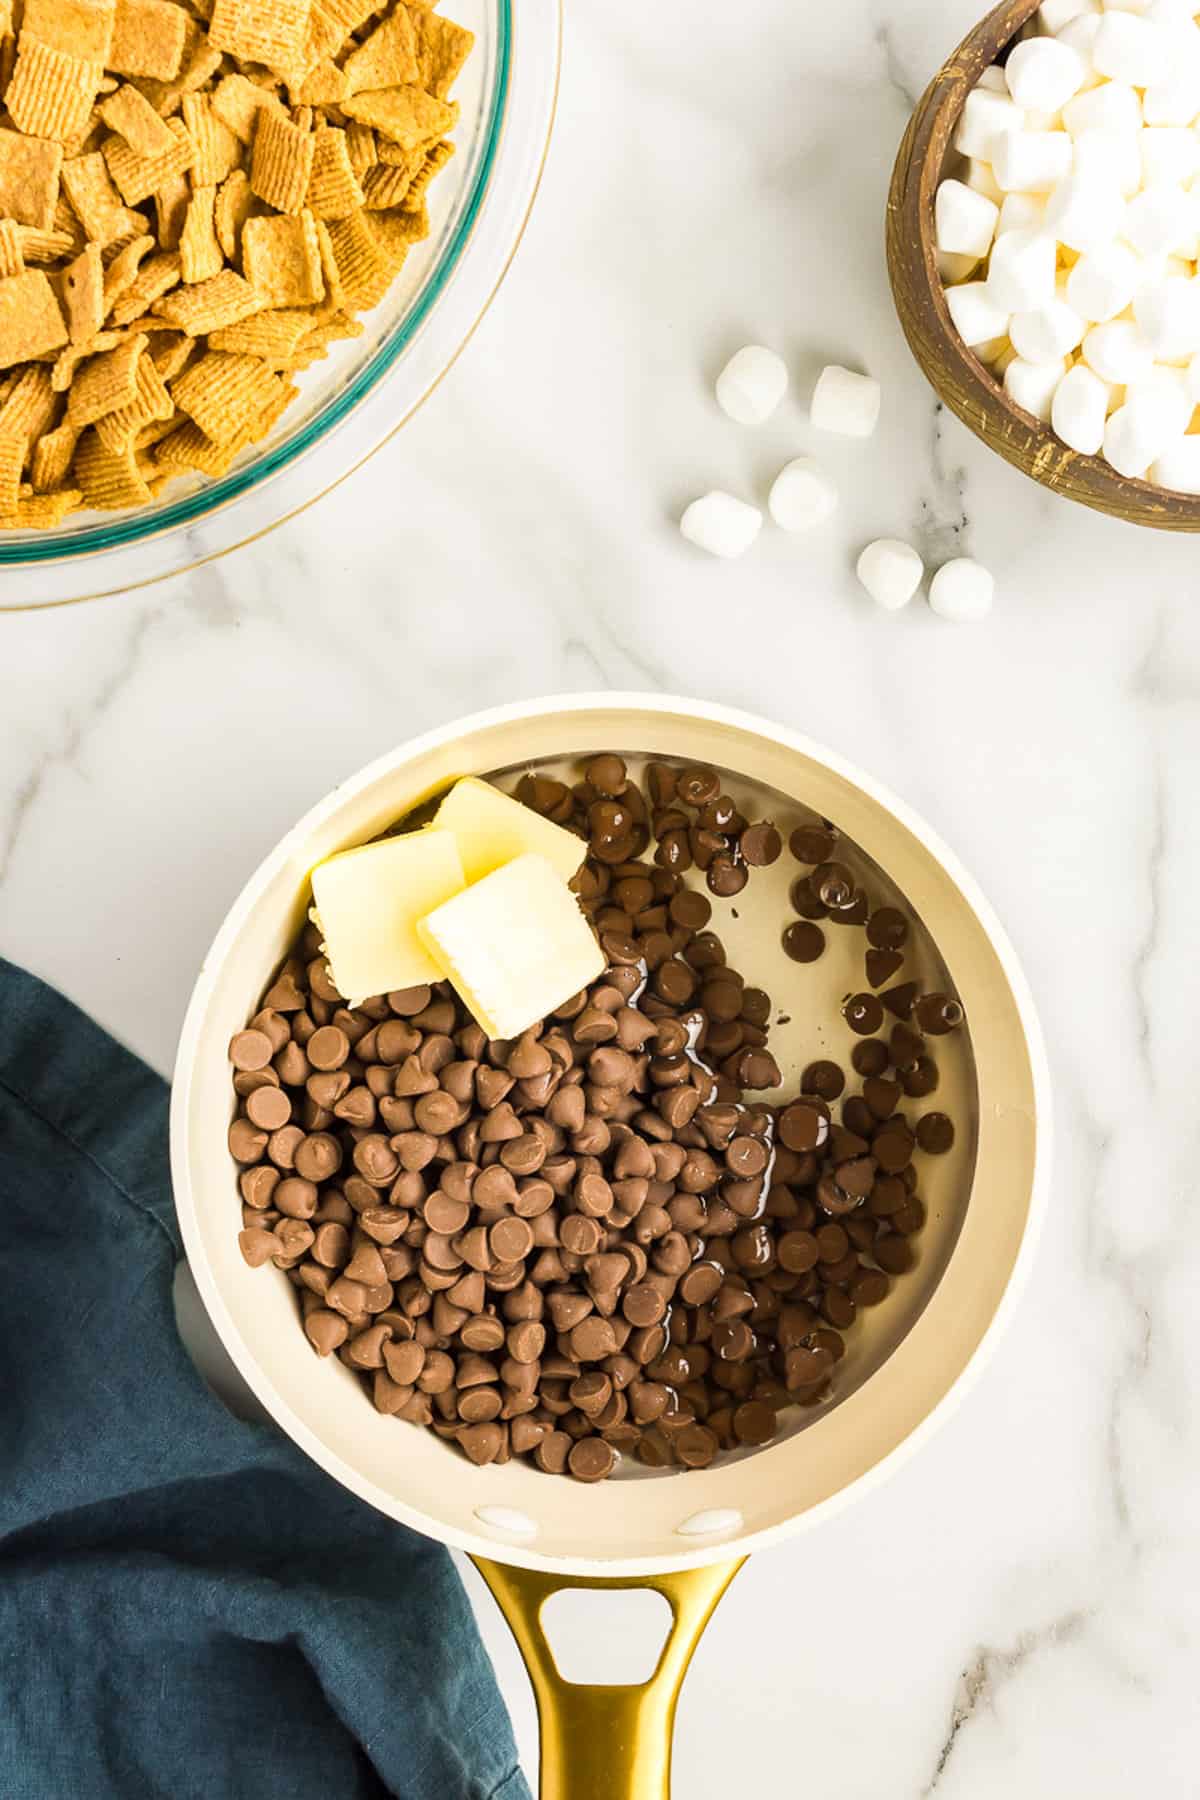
[936,0,1200,491]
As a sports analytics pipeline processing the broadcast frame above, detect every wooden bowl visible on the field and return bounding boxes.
[886,0,1200,531]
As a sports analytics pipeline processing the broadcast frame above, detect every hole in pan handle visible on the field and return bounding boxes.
[473,1556,745,1800]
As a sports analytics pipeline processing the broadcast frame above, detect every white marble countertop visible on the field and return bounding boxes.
[3,1,1198,1792]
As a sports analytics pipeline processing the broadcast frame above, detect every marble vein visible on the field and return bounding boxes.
[912,402,971,568]
[0,604,157,892]
[923,1610,1090,1795]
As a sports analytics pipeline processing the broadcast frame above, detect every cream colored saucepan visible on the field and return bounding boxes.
[171,694,1050,1799]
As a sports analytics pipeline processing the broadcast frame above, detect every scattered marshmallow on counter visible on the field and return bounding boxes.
[811,364,882,437]
[715,345,789,424]
[679,490,763,558]
[768,457,838,530]
[856,539,924,611]
[937,0,1200,491]
[929,558,995,624]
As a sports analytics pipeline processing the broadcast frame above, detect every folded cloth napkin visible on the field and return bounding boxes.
[0,957,529,1800]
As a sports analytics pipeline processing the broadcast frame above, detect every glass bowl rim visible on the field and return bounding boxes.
[0,0,512,569]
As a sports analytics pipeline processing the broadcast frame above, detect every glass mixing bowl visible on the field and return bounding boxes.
[2,0,560,611]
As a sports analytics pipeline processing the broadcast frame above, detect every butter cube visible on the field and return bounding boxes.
[417,853,605,1041]
[310,829,466,1000]
[431,777,586,885]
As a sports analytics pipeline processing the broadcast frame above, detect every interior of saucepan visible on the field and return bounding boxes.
[172,699,1043,1573]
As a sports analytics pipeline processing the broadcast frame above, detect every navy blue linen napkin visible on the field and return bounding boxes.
[0,956,528,1800]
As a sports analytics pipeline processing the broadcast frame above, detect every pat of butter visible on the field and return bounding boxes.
[417,852,604,1041]
[431,776,585,885]
[310,829,466,1000]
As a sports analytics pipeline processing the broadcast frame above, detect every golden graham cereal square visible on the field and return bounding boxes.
[67,329,146,423]
[341,85,457,154]
[63,242,105,342]
[149,266,261,333]
[108,0,187,80]
[98,82,177,159]
[410,6,474,100]
[306,126,363,220]
[182,92,242,187]
[250,107,314,215]
[102,116,193,207]
[0,221,24,279]
[109,248,181,326]
[0,132,64,231]
[208,0,310,76]
[241,209,323,306]
[169,347,283,444]
[0,271,68,370]
[342,7,417,95]
[22,0,115,63]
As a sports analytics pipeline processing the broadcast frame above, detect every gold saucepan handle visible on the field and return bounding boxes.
[473,1556,745,1800]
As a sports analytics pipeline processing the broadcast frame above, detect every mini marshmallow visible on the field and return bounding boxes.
[928,558,994,624]
[1093,12,1172,84]
[998,192,1048,234]
[1133,274,1200,354]
[767,458,838,531]
[955,89,1025,160]
[856,539,923,611]
[935,178,1000,258]
[1127,363,1192,430]
[965,158,1005,204]
[1058,14,1105,60]
[977,64,1010,92]
[986,227,1058,310]
[1065,240,1142,319]
[1052,360,1112,450]
[1141,127,1200,187]
[1082,317,1156,381]
[992,129,1074,194]
[1184,352,1200,401]
[1043,170,1126,250]
[1102,365,1190,472]
[1040,0,1099,27]
[1010,295,1086,360]
[810,364,881,438]
[1005,354,1069,421]
[1103,403,1162,475]
[1141,73,1200,126]
[1144,0,1200,21]
[1150,433,1200,489]
[946,280,1012,345]
[1005,38,1088,110]
[1064,81,1143,139]
[1073,125,1143,195]
[1124,181,1194,254]
[715,345,788,425]
[679,491,762,558]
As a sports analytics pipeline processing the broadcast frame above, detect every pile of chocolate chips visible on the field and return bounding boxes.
[229,755,963,1482]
